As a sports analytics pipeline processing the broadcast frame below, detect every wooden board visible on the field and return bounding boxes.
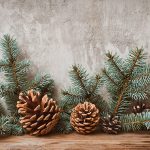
[0,133,150,150]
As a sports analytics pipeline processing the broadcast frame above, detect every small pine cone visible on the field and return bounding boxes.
[130,101,147,114]
[70,102,100,134]
[16,89,60,136]
[102,115,121,134]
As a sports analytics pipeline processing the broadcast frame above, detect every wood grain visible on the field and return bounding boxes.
[0,133,150,150]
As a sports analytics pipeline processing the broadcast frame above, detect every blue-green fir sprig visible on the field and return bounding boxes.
[57,64,108,133]
[0,115,24,136]
[0,35,54,115]
[121,111,150,132]
[0,34,55,136]
[28,74,54,98]
[102,48,150,117]
[0,101,6,115]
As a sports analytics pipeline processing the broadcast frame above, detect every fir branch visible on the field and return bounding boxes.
[112,48,146,115]
[132,73,150,81]
[62,90,82,98]
[127,84,149,100]
[102,69,118,87]
[0,35,54,114]
[12,62,20,92]
[61,65,106,133]
[127,48,143,76]
[71,65,89,95]
[106,52,125,77]
[0,64,10,67]
[90,74,102,93]
[29,75,46,90]
[55,112,73,134]
[0,115,24,136]
[29,74,54,97]
[113,76,130,116]
[5,36,20,92]
[90,94,110,114]
[0,84,15,97]
[120,111,150,132]
[127,85,150,93]
[103,48,150,117]
[0,103,6,116]
[61,88,84,111]
[113,49,145,115]
[0,116,11,136]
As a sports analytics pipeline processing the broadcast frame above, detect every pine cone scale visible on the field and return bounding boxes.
[31,122,38,127]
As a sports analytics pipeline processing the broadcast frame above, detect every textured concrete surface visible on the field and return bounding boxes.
[0,0,149,96]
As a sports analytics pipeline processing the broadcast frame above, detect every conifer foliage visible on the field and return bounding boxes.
[57,65,107,133]
[121,111,150,132]
[0,35,54,136]
[0,115,24,136]
[0,102,6,115]
[102,48,150,132]
[0,34,149,136]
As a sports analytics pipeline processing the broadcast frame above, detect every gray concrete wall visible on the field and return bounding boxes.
[0,0,150,96]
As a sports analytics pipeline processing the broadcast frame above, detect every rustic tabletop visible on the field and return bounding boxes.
[0,132,150,150]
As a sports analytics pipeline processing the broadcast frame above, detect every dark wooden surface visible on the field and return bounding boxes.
[0,133,150,150]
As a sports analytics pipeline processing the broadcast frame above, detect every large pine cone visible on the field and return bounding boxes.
[16,90,60,136]
[102,115,121,134]
[70,102,100,134]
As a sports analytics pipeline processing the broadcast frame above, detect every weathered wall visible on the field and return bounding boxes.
[0,0,149,95]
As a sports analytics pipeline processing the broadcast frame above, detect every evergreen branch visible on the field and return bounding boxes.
[11,62,20,92]
[112,48,145,116]
[120,111,150,132]
[0,115,11,136]
[132,73,150,81]
[106,52,125,77]
[102,69,118,87]
[90,74,102,94]
[0,103,6,116]
[71,65,89,95]
[0,84,15,97]
[62,90,82,98]
[61,88,84,110]
[4,35,21,92]
[29,75,46,90]
[0,35,55,114]
[128,48,142,75]
[29,74,54,97]
[0,115,24,136]
[61,65,104,133]
[90,94,109,114]
[123,119,150,125]
[128,84,150,93]
[113,77,130,116]
[55,112,73,134]
[0,64,10,67]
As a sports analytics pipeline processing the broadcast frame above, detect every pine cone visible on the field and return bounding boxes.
[70,102,100,134]
[130,101,147,114]
[16,89,60,136]
[102,115,121,134]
